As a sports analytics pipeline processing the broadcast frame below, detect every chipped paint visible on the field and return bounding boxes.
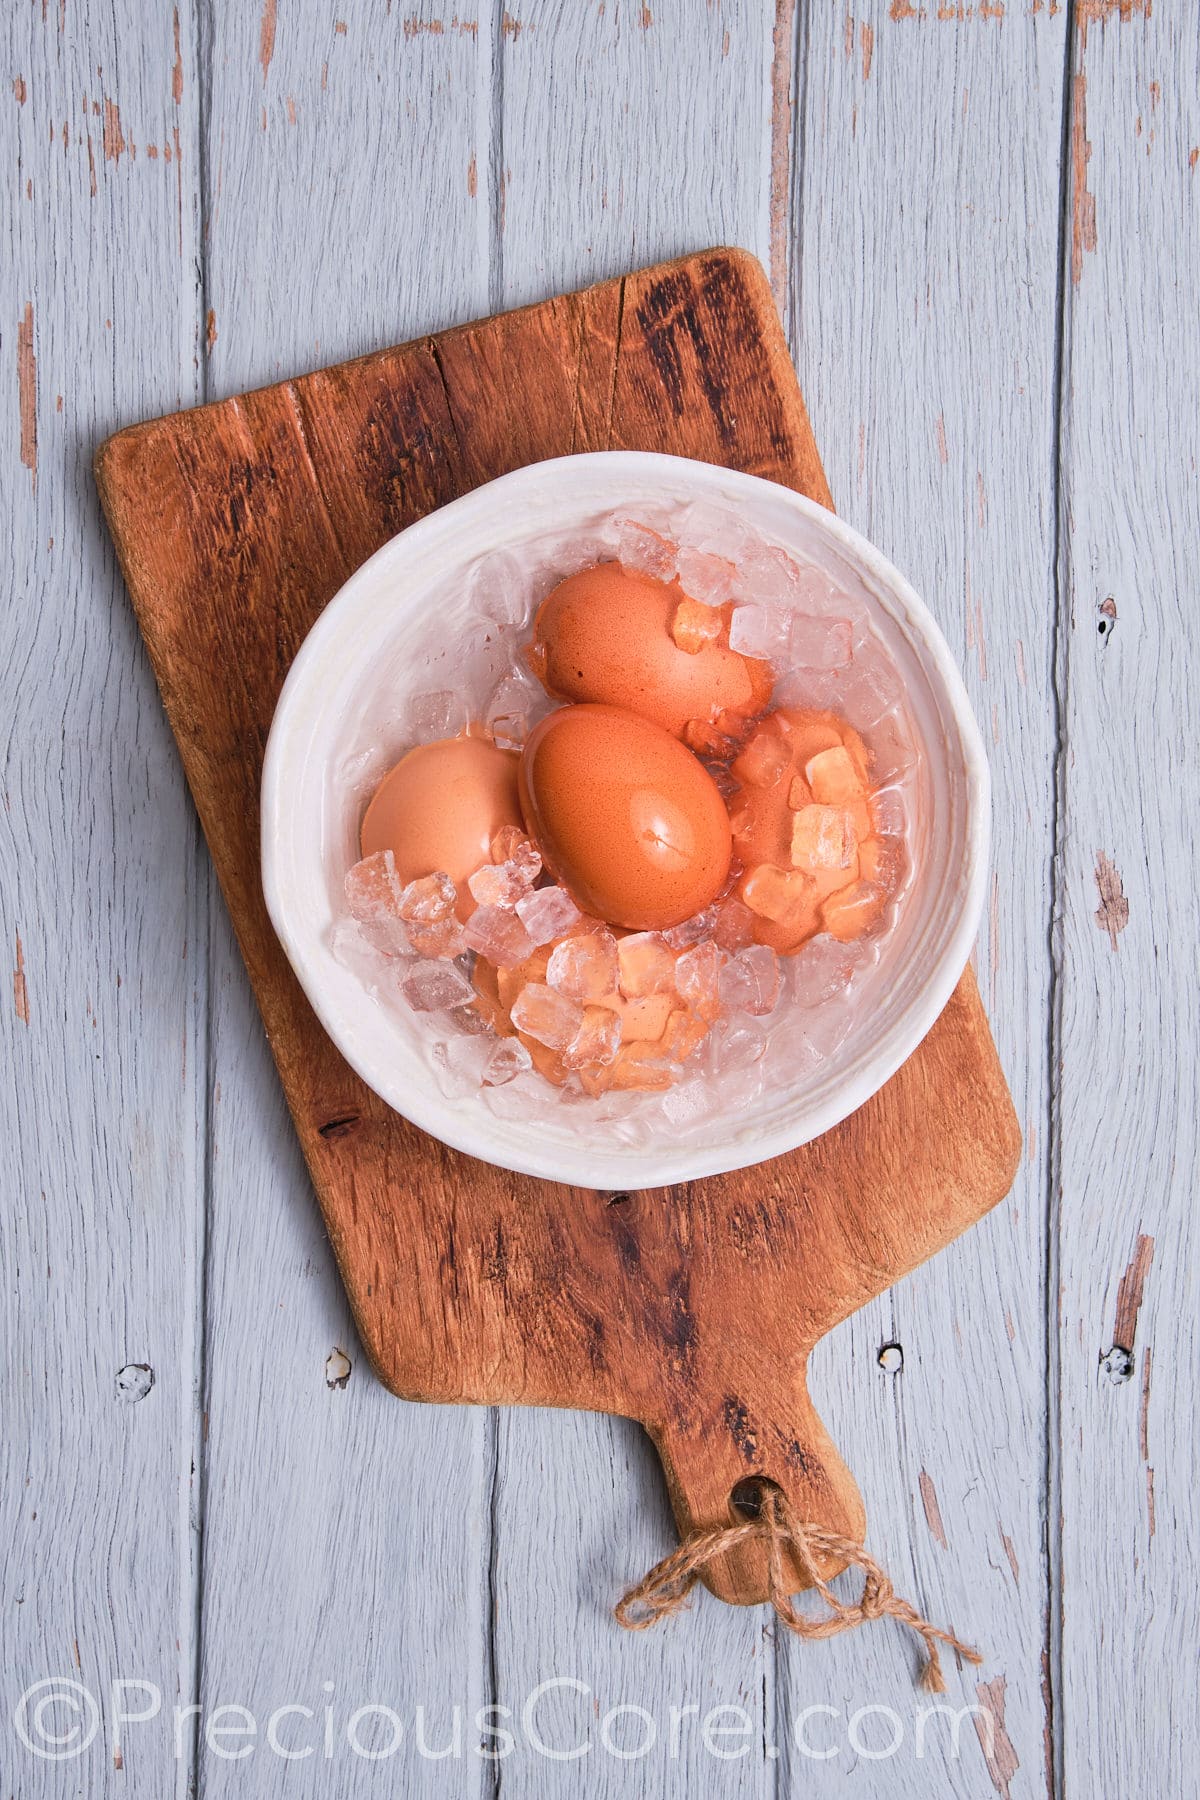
[1146,1465,1155,1537]
[1077,0,1152,47]
[1113,1233,1154,1348]
[639,3,653,25]
[102,98,127,161]
[205,309,217,351]
[1139,1342,1151,1459]
[1071,74,1097,283]
[260,0,278,82]
[17,303,36,490]
[501,10,525,38]
[1093,850,1129,949]
[974,1675,1020,1800]
[935,413,948,463]
[466,153,477,196]
[769,0,797,313]
[402,16,445,34]
[13,934,30,1024]
[172,8,183,103]
[918,1468,948,1549]
[14,75,27,104]
[976,468,986,526]
[286,94,297,123]
[861,21,874,76]
[1000,1529,1019,1582]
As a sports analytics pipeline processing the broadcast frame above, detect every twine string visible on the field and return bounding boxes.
[615,1487,981,1693]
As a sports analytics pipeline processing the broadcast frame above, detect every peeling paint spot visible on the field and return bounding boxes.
[1146,1465,1155,1537]
[1097,593,1117,638]
[13,933,30,1024]
[976,468,986,526]
[918,1468,948,1549]
[974,1676,1019,1800]
[639,3,653,24]
[86,132,96,195]
[17,304,36,490]
[1015,637,1027,685]
[205,308,217,351]
[1113,1233,1154,1348]
[172,8,183,103]
[1139,1342,1151,1459]
[1077,0,1152,47]
[325,1346,352,1389]
[286,93,297,123]
[467,153,477,196]
[769,0,797,313]
[116,1363,154,1402]
[1093,850,1129,949]
[1000,1530,1019,1582]
[501,10,525,38]
[335,19,347,33]
[1071,74,1097,284]
[861,21,874,76]
[102,97,127,161]
[402,15,445,33]
[14,75,27,104]
[934,413,948,463]
[260,0,278,82]
[147,142,158,158]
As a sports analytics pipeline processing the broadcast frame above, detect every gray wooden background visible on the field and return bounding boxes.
[3,2,1197,1794]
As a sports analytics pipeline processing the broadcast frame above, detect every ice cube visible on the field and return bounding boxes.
[710,896,758,952]
[661,1080,711,1125]
[515,885,584,946]
[661,1006,713,1064]
[562,1006,622,1070]
[510,983,585,1051]
[789,614,853,671]
[789,935,859,1008]
[546,929,620,1003]
[468,549,528,627]
[432,1035,494,1096]
[735,543,804,606]
[719,944,782,1016]
[398,871,457,922]
[728,603,791,665]
[791,805,857,871]
[483,1076,550,1123]
[804,747,864,806]
[401,689,469,742]
[463,905,537,968]
[732,728,790,789]
[741,863,814,926]
[871,787,906,837]
[485,673,537,749]
[674,941,726,1016]
[329,916,407,980]
[708,1017,769,1073]
[674,547,738,608]
[865,710,918,784]
[839,662,903,732]
[663,906,719,950]
[482,1038,533,1086]
[617,932,678,998]
[468,861,530,908]
[489,827,542,885]
[612,517,677,581]
[405,915,468,960]
[669,594,725,655]
[345,849,405,923]
[400,959,475,1012]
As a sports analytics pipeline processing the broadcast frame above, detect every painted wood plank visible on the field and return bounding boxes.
[193,4,493,1795]
[780,5,1068,1792]
[1054,10,1200,1796]
[487,5,783,1794]
[0,4,205,1796]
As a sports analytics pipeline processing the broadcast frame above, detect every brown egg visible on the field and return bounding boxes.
[519,704,732,931]
[528,562,773,744]
[361,734,522,919]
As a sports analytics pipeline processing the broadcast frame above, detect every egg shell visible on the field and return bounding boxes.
[528,562,773,741]
[519,703,733,933]
[360,734,522,920]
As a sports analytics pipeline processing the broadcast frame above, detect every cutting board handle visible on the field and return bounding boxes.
[646,1362,867,1605]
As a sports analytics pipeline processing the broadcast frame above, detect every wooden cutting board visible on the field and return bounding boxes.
[95,248,1020,1605]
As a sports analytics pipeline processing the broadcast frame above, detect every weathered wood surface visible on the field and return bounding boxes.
[2,2,1195,1796]
[95,247,1019,1626]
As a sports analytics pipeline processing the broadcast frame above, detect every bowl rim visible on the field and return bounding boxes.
[261,450,989,1187]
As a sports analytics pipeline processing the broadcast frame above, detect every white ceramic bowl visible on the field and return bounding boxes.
[262,452,988,1188]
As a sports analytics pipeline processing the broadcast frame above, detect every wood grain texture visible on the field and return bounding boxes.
[782,3,1070,1789]
[95,247,1018,1625]
[1054,12,1200,1797]
[0,6,205,1798]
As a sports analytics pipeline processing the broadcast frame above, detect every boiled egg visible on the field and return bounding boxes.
[527,562,772,746]
[518,703,732,931]
[360,734,522,919]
